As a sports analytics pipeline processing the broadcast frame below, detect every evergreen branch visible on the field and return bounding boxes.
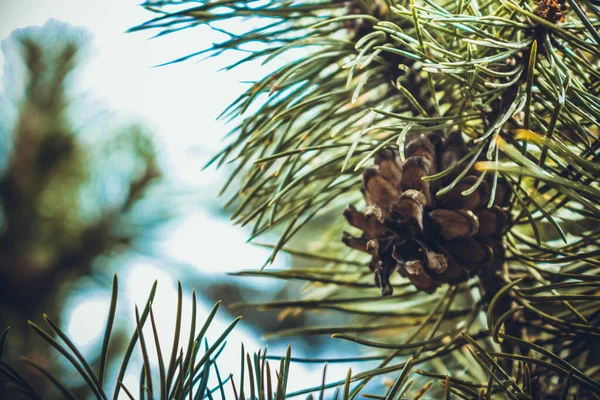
[134,0,600,397]
[1,277,282,399]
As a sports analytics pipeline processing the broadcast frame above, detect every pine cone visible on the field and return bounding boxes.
[342,132,510,295]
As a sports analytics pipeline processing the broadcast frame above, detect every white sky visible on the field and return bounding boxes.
[1,0,245,180]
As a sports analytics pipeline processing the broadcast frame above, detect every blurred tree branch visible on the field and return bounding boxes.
[0,20,162,397]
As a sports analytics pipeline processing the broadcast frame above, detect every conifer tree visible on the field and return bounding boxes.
[2,0,600,398]
[129,0,600,398]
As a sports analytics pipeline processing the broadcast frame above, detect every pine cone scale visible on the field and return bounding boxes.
[362,167,400,213]
[428,209,480,240]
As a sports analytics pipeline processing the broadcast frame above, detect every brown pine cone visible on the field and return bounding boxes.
[342,132,510,295]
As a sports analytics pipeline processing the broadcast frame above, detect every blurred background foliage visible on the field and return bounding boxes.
[0,17,350,399]
[0,20,163,396]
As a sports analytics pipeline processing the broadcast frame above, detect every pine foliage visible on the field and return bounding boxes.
[0,276,295,400]
[3,0,600,398]
[130,0,600,398]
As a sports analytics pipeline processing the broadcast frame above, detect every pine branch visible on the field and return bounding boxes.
[133,0,600,397]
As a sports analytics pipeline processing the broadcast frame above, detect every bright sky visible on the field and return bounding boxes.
[1,0,243,179]
[0,1,355,397]
[0,1,286,279]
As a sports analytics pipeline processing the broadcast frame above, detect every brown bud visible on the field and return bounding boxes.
[343,132,507,296]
